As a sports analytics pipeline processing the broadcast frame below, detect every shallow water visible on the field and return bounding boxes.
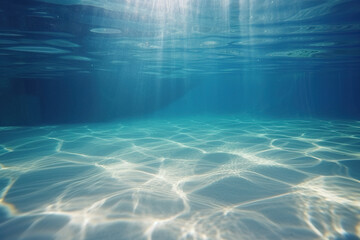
[1,116,360,240]
[1,0,360,239]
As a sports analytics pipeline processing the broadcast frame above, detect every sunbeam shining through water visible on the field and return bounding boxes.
[0,0,360,240]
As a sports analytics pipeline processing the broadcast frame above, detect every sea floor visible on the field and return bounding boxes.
[0,116,359,240]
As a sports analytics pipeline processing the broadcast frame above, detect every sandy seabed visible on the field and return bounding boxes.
[0,116,359,240]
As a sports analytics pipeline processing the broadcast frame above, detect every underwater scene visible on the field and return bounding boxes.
[0,0,360,239]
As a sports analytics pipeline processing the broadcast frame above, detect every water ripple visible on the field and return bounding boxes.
[0,117,359,240]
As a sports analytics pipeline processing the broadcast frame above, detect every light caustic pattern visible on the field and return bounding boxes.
[0,117,360,240]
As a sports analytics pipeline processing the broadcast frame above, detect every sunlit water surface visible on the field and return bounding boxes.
[1,116,359,240]
[1,0,360,239]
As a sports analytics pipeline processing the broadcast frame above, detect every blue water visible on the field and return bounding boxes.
[0,0,360,239]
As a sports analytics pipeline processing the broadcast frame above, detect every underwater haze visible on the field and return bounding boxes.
[0,0,360,240]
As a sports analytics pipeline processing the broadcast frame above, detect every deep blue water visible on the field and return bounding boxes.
[0,0,360,240]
